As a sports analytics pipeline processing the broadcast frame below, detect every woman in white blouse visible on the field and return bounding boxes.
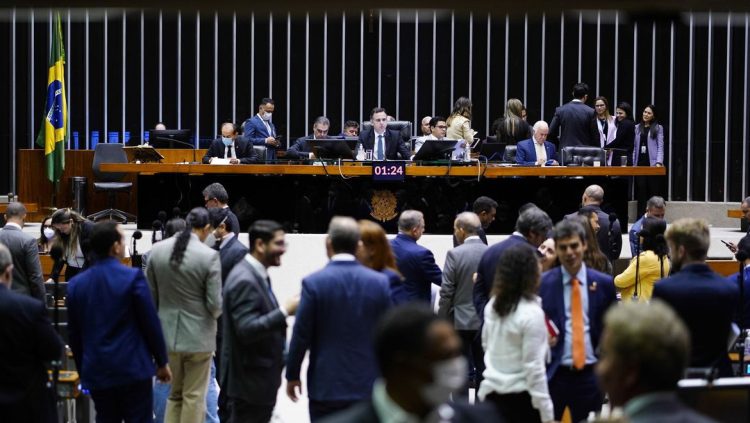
[478,244,555,423]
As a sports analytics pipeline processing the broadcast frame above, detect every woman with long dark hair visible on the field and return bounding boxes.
[615,217,670,302]
[634,104,666,211]
[478,244,554,423]
[48,208,95,281]
[38,215,55,254]
[607,101,635,166]
[356,220,407,304]
[446,96,478,142]
[492,98,531,144]
[575,210,613,275]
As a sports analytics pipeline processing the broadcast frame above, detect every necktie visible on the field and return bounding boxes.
[213,238,222,251]
[377,135,385,160]
[571,277,585,370]
[266,276,279,308]
[225,145,233,159]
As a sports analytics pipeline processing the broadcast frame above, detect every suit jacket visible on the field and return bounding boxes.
[566,204,622,262]
[0,224,45,300]
[359,128,411,160]
[218,235,248,284]
[548,100,598,149]
[390,234,443,303]
[383,268,409,306]
[633,123,665,166]
[242,114,278,160]
[515,138,558,165]
[653,264,739,376]
[0,285,62,422]
[624,393,717,423]
[474,235,533,320]
[285,135,313,159]
[67,257,168,390]
[607,118,636,165]
[320,398,504,423]
[219,258,287,405]
[438,238,487,330]
[201,138,258,164]
[728,266,750,328]
[286,260,392,401]
[146,233,222,352]
[539,266,617,379]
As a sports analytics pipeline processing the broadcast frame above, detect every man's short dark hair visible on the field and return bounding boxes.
[344,120,359,130]
[248,220,283,252]
[472,196,498,215]
[328,216,360,255]
[370,107,387,120]
[313,116,330,127]
[4,202,26,219]
[737,235,750,260]
[374,304,440,376]
[259,97,274,107]
[89,221,121,260]
[202,182,229,204]
[572,82,589,99]
[208,207,233,233]
[552,218,587,244]
[516,207,552,237]
[428,116,446,128]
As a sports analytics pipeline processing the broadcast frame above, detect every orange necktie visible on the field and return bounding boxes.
[571,277,585,369]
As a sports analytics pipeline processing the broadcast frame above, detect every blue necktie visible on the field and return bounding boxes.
[377,135,385,160]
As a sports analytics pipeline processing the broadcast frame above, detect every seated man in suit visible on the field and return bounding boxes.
[202,122,257,164]
[540,219,617,423]
[414,116,448,154]
[286,116,331,160]
[516,120,558,166]
[597,300,716,423]
[358,107,411,160]
[653,218,739,377]
[242,97,281,161]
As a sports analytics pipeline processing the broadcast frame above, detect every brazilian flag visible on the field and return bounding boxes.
[35,13,67,183]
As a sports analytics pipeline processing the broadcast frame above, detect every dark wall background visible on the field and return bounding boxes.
[1,9,749,202]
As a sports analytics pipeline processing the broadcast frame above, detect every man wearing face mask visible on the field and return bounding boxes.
[0,202,45,301]
[202,122,257,164]
[243,97,281,161]
[322,305,503,423]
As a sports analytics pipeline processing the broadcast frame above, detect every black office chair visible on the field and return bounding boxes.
[87,143,137,223]
[361,120,413,150]
[502,145,518,163]
[561,146,606,166]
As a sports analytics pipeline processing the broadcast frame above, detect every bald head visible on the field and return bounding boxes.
[583,185,604,205]
[454,212,481,245]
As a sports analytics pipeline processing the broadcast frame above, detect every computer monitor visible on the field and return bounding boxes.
[413,139,463,162]
[479,143,507,162]
[148,129,194,149]
[309,139,358,160]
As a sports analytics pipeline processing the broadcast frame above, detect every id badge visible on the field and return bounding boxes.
[641,145,647,154]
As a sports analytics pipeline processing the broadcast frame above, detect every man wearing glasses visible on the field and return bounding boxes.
[414,116,448,154]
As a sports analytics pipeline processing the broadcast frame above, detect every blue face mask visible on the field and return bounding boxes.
[222,137,233,146]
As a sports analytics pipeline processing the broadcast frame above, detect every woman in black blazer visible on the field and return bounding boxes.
[492,98,532,144]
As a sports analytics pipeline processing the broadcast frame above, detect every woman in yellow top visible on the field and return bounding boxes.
[615,217,670,302]
[446,96,477,142]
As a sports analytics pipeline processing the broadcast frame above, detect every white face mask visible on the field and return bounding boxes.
[43,227,56,240]
[262,112,273,121]
[420,356,468,406]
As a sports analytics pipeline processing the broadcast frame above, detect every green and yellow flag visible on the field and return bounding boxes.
[35,13,67,183]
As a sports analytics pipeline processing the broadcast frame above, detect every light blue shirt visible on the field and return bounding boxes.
[561,263,597,366]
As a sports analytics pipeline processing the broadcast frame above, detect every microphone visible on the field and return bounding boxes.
[132,230,143,256]
[151,220,163,244]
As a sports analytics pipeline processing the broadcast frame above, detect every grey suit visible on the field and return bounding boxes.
[0,224,45,301]
[438,238,487,330]
[145,233,222,353]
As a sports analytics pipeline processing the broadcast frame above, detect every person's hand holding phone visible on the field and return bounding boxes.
[722,239,738,254]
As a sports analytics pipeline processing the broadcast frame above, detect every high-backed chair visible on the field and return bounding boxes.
[561,146,606,166]
[87,143,136,223]
[253,145,268,161]
[360,120,413,150]
[502,145,518,163]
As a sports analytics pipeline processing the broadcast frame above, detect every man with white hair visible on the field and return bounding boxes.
[390,210,443,303]
[515,121,558,166]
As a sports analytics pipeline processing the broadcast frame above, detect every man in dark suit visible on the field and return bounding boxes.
[242,97,281,161]
[203,182,240,237]
[597,300,716,423]
[539,219,617,423]
[390,210,443,303]
[439,212,487,394]
[725,196,750,254]
[67,221,172,422]
[0,202,45,300]
[286,217,392,421]
[202,122,258,164]
[549,82,598,149]
[358,107,411,160]
[208,207,248,283]
[321,305,504,423]
[565,184,623,262]
[220,220,299,423]
[653,218,739,377]
[0,243,63,423]
[515,120,559,166]
[451,196,497,247]
[728,235,750,328]
[286,116,331,159]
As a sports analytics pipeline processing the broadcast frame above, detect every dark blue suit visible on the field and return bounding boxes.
[217,235,248,284]
[515,138,557,165]
[201,138,258,164]
[390,234,443,303]
[358,128,411,160]
[67,257,168,421]
[548,100,598,149]
[0,285,63,423]
[653,263,739,377]
[242,114,278,160]
[286,259,391,420]
[539,265,616,422]
[382,268,409,305]
[473,235,532,320]
[728,266,750,329]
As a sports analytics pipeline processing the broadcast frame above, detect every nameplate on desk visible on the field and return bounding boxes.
[372,161,405,182]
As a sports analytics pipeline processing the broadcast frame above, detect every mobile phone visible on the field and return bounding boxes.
[721,240,731,247]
